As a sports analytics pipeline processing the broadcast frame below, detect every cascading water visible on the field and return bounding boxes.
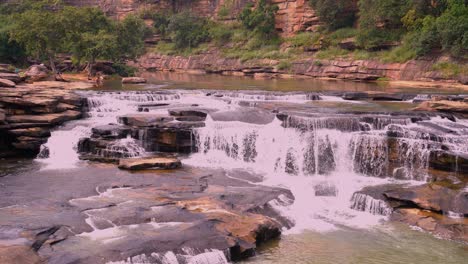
[186,112,468,232]
[36,91,183,169]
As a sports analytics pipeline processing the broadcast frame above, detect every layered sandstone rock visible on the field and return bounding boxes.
[0,85,85,157]
[62,0,321,36]
[133,52,468,84]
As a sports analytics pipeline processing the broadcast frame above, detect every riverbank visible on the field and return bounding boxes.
[131,51,468,90]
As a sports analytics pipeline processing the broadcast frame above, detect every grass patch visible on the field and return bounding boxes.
[277,60,292,70]
[326,27,357,46]
[287,32,320,48]
[152,41,210,56]
[379,44,417,63]
[432,62,468,78]
[314,47,350,59]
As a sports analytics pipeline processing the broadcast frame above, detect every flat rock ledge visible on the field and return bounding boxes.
[0,85,85,157]
[118,156,182,170]
[352,182,468,243]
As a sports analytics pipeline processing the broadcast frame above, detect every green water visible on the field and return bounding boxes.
[103,72,466,94]
[244,224,468,264]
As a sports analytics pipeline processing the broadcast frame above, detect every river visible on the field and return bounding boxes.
[0,72,467,263]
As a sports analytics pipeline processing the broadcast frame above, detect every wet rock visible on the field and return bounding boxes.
[391,208,468,243]
[211,108,275,125]
[122,77,147,84]
[168,109,208,118]
[342,92,369,100]
[118,156,182,170]
[137,125,199,153]
[350,184,405,215]
[0,245,42,264]
[384,184,467,215]
[118,114,174,127]
[414,100,468,114]
[79,154,119,164]
[91,124,131,139]
[175,116,206,122]
[370,93,416,101]
[24,64,50,82]
[429,151,468,174]
[0,78,16,87]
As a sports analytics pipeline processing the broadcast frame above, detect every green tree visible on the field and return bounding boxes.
[61,6,115,76]
[357,0,411,49]
[167,12,210,49]
[238,0,279,38]
[435,0,468,56]
[9,8,65,76]
[116,15,147,60]
[309,0,356,30]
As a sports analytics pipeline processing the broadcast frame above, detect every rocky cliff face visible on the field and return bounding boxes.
[131,51,468,85]
[63,0,321,36]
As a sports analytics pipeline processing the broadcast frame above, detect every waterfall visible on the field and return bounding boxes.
[36,91,181,169]
[185,113,468,232]
[350,193,393,216]
[96,135,146,158]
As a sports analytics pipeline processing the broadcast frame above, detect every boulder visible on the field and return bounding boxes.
[118,156,182,170]
[0,78,16,87]
[122,77,147,84]
[24,65,50,82]
[118,114,174,127]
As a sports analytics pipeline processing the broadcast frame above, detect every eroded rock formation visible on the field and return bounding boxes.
[62,0,322,36]
[0,85,85,157]
[132,52,468,84]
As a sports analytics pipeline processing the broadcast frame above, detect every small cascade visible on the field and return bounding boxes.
[96,136,146,158]
[37,125,92,169]
[37,90,181,169]
[214,91,320,102]
[190,117,354,177]
[283,115,367,132]
[350,134,389,178]
[106,249,229,264]
[350,193,393,216]
[95,91,181,102]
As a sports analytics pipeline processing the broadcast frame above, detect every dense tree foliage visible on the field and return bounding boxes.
[309,0,356,30]
[167,12,210,49]
[1,0,146,76]
[239,0,278,38]
[308,0,467,57]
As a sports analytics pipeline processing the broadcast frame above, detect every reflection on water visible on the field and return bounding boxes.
[102,72,465,94]
[243,224,468,264]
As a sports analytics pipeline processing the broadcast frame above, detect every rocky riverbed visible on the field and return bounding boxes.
[1,74,468,263]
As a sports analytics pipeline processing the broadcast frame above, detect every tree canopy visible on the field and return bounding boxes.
[1,0,146,75]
